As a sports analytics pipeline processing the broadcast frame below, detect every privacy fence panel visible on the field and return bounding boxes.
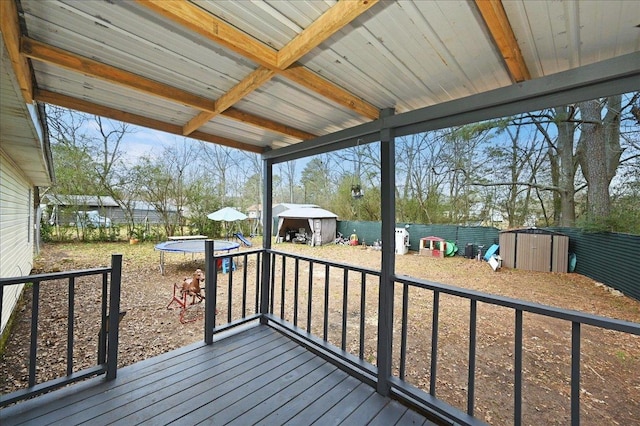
[548,228,640,302]
[337,221,499,256]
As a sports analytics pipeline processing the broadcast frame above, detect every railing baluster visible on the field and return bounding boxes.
[400,282,409,380]
[280,255,286,319]
[254,252,261,314]
[307,260,313,332]
[342,268,348,351]
[269,253,276,314]
[430,290,439,396]
[468,299,477,416]
[29,281,40,387]
[242,254,248,318]
[359,271,366,360]
[67,276,75,376]
[0,285,4,322]
[227,256,234,324]
[323,264,329,341]
[293,258,299,326]
[514,309,523,426]
[98,272,108,364]
[571,321,581,426]
[204,241,216,344]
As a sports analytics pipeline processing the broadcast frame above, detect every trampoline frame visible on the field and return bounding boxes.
[154,239,240,275]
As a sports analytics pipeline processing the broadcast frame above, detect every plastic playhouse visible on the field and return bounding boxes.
[419,236,449,258]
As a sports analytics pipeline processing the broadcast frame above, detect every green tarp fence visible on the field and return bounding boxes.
[547,227,640,302]
[337,221,499,256]
[336,221,640,302]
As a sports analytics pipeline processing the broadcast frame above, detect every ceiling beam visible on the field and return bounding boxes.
[20,37,313,141]
[137,0,379,136]
[21,37,215,111]
[183,67,276,135]
[474,0,530,83]
[282,65,380,120]
[136,0,276,69]
[276,0,378,69]
[0,0,33,102]
[224,107,316,141]
[35,89,265,154]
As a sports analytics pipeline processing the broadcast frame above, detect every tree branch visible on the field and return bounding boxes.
[469,181,560,192]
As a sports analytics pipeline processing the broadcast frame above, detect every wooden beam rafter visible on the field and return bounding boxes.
[282,65,380,120]
[474,0,531,83]
[0,0,34,102]
[21,37,313,140]
[35,89,265,153]
[276,0,378,69]
[137,0,380,136]
[21,37,215,111]
[136,0,276,69]
[183,66,276,135]
[224,107,316,141]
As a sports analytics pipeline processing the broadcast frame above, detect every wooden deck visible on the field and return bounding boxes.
[1,324,436,425]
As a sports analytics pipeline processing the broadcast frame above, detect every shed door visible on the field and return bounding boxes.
[313,219,322,246]
[499,233,516,268]
[517,234,552,272]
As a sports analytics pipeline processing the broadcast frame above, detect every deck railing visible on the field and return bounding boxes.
[265,250,381,378]
[205,247,640,426]
[5,246,638,425]
[204,242,263,343]
[0,254,122,407]
[391,275,640,426]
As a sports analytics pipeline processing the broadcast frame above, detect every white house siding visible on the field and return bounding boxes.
[0,154,34,335]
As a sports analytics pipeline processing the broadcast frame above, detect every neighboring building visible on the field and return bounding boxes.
[43,194,174,225]
[246,204,261,220]
[246,204,262,236]
[43,194,118,225]
[1,40,55,335]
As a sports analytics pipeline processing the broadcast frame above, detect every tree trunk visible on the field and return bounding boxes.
[577,96,622,222]
[554,107,577,226]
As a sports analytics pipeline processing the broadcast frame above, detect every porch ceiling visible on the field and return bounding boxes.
[2,0,639,155]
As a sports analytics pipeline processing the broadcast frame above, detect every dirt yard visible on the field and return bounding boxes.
[1,240,638,425]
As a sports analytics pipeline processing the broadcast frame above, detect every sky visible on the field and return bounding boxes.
[79,113,210,164]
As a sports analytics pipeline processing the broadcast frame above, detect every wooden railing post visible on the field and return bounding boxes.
[106,254,122,380]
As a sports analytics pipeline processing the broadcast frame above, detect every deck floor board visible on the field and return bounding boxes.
[1,324,435,426]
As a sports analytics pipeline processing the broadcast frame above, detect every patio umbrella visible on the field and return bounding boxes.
[207,207,248,237]
[207,207,248,222]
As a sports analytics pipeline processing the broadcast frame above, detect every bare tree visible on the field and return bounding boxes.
[281,161,298,203]
[396,133,447,223]
[201,143,239,205]
[576,96,623,224]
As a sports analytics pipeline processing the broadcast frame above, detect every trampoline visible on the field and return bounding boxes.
[155,239,240,275]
